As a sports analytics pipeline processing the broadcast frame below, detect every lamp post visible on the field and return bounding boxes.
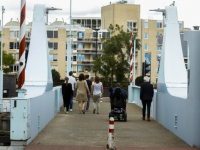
[93,28,100,77]
[0,6,5,113]
[66,0,72,75]
[45,7,62,25]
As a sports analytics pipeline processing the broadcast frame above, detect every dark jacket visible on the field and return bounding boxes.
[62,83,73,99]
[112,87,128,100]
[86,79,92,93]
[140,82,154,101]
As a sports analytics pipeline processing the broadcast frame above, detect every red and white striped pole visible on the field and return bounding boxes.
[18,0,26,88]
[106,117,115,150]
[129,31,133,82]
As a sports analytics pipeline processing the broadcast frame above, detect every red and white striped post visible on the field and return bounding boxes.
[106,117,115,150]
[18,0,26,88]
[129,31,133,82]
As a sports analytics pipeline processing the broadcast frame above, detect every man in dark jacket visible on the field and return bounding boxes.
[140,76,154,121]
[85,75,92,111]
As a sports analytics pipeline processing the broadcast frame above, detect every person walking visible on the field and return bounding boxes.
[91,76,103,114]
[140,76,154,121]
[62,77,73,114]
[68,71,76,112]
[75,73,90,114]
[85,75,92,111]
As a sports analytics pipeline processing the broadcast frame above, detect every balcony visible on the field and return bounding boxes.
[77,60,94,65]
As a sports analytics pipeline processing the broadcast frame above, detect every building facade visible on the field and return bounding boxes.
[1,18,109,79]
[101,3,185,84]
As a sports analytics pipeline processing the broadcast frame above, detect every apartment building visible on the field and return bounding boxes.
[101,2,184,84]
[1,18,109,79]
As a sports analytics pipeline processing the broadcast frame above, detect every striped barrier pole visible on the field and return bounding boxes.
[129,31,133,82]
[18,0,26,88]
[106,117,115,150]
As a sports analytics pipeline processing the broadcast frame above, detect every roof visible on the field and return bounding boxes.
[5,21,20,26]
[49,21,66,26]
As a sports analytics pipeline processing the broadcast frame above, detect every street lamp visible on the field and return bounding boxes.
[93,28,100,77]
[133,28,138,85]
[45,7,62,25]
[0,6,5,113]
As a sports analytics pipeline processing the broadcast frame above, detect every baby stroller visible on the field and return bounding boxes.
[109,88,127,122]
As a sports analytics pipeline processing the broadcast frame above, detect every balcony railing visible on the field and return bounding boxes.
[77,60,94,64]
[77,50,102,53]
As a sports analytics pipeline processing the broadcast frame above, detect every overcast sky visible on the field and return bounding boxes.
[0,0,199,28]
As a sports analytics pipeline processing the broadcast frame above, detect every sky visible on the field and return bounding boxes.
[0,0,199,29]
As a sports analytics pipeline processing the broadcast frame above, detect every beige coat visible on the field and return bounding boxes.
[75,80,90,102]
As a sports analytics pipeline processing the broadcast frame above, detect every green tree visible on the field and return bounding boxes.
[93,24,141,86]
[51,69,60,83]
[0,39,15,73]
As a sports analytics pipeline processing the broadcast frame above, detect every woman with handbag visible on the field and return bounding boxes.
[75,73,90,114]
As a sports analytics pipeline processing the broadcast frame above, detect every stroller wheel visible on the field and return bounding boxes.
[124,113,127,122]
[117,116,120,121]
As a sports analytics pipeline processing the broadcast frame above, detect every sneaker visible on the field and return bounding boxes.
[66,111,68,114]
[82,110,85,114]
[70,109,72,112]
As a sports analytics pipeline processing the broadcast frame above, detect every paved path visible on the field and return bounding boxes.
[22,97,198,150]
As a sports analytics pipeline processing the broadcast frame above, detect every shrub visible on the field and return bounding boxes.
[51,69,60,83]
[135,76,143,86]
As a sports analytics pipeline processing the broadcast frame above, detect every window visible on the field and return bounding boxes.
[72,66,76,72]
[127,21,137,32]
[49,54,58,61]
[156,67,159,74]
[144,21,148,28]
[86,20,91,28]
[144,44,148,51]
[97,20,101,28]
[66,31,77,38]
[78,31,85,38]
[73,56,76,61]
[10,31,19,38]
[78,43,84,50]
[102,32,110,38]
[179,22,183,29]
[78,54,82,61]
[51,65,58,71]
[9,42,19,49]
[157,46,161,51]
[81,55,85,61]
[47,31,58,38]
[12,53,19,60]
[25,31,31,38]
[78,66,82,72]
[9,65,18,72]
[48,42,58,50]
[156,53,161,62]
[144,33,148,39]
[66,43,77,50]
[93,32,98,38]
[92,19,97,28]
[157,22,163,28]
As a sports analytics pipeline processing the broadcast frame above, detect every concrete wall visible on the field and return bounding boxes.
[26,86,63,144]
[128,7,200,147]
